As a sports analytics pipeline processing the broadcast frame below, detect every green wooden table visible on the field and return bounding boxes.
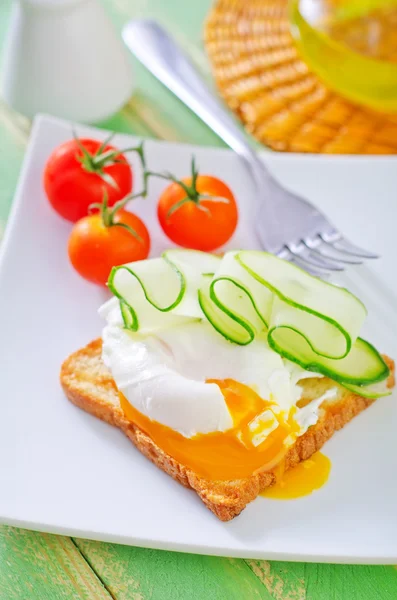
[0,1,396,598]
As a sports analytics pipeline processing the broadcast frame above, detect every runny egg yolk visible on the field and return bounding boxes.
[119,379,301,481]
[261,452,331,500]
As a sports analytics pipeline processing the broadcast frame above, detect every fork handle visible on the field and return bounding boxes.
[122,19,272,187]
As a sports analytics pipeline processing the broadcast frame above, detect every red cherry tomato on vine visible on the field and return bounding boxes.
[44,137,133,222]
[157,160,238,251]
[68,207,150,286]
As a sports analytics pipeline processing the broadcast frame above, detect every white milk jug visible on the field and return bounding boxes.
[1,0,133,122]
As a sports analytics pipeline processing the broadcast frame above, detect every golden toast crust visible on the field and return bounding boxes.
[61,339,395,521]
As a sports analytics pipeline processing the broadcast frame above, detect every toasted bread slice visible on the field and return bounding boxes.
[61,339,395,521]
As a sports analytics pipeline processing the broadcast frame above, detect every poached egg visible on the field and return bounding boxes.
[101,299,336,480]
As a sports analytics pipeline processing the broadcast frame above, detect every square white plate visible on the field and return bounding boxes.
[1,114,396,564]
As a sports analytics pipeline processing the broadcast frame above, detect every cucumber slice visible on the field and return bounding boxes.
[163,250,221,318]
[198,275,259,344]
[198,252,270,344]
[208,251,386,384]
[237,251,366,359]
[105,249,388,387]
[342,377,392,399]
[108,250,221,333]
[268,332,389,385]
[119,299,138,331]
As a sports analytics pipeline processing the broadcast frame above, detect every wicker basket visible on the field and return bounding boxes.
[205,0,397,153]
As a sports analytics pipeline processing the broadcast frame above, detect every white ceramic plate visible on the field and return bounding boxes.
[1,114,396,564]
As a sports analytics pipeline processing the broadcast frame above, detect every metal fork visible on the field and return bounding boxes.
[122,20,378,276]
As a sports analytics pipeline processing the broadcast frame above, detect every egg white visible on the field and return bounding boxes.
[101,299,331,439]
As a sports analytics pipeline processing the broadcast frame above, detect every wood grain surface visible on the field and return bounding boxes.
[0,0,396,598]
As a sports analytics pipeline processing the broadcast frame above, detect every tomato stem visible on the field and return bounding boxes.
[93,131,116,156]
[86,134,150,234]
[91,189,143,243]
[146,156,229,220]
[112,221,143,242]
[72,131,147,192]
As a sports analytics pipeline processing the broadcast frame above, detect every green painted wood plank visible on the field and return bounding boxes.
[303,563,397,600]
[246,559,397,600]
[0,527,112,600]
[0,101,29,222]
[0,1,12,47]
[74,539,273,600]
[246,560,307,600]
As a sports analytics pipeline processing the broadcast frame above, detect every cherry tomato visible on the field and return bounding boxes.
[44,138,133,222]
[68,209,150,286]
[157,171,238,251]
